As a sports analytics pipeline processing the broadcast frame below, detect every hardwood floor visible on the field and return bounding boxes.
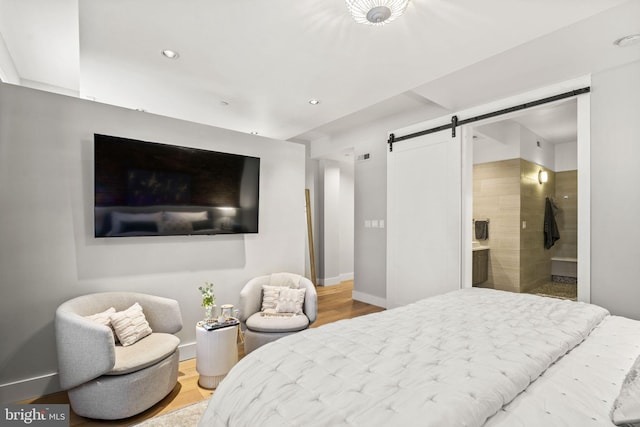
[313,280,384,328]
[22,280,384,426]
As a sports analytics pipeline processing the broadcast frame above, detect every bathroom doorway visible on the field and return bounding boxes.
[470,99,578,300]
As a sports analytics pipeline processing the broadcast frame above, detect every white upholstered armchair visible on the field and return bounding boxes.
[55,292,183,420]
[239,274,317,354]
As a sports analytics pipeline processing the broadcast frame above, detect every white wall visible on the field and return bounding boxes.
[591,60,640,319]
[352,137,388,305]
[319,160,341,285]
[473,121,521,164]
[339,161,354,281]
[311,132,387,301]
[473,120,555,169]
[520,126,554,170]
[555,141,578,172]
[0,83,306,402]
[314,159,354,285]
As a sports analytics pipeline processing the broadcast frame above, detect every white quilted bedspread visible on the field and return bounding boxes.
[199,288,608,427]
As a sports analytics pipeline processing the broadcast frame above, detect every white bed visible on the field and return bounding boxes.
[198,288,640,427]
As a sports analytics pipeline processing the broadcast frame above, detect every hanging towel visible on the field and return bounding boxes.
[544,197,560,249]
[475,220,489,240]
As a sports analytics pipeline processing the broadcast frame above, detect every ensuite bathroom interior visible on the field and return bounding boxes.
[471,99,578,300]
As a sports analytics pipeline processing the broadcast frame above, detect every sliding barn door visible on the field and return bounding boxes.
[386,130,462,308]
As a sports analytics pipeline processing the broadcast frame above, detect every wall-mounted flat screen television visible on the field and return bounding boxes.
[94,134,260,237]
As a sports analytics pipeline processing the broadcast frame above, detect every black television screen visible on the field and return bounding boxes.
[94,134,260,237]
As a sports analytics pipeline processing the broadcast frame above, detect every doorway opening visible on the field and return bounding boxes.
[306,150,355,287]
[470,99,578,300]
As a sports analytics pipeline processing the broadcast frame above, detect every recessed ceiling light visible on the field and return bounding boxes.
[161,49,180,59]
[308,99,320,105]
[135,108,146,112]
[250,131,259,135]
[614,34,640,47]
[220,101,229,106]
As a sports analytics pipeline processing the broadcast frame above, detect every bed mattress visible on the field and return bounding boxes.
[486,315,640,427]
[199,288,619,427]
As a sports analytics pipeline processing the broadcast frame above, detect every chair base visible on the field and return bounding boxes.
[68,350,179,420]
[243,329,305,354]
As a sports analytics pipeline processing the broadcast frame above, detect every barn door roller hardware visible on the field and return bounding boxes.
[388,87,590,152]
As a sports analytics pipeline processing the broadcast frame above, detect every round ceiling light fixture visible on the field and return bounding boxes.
[161,49,180,59]
[345,0,409,26]
[308,99,320,105]
[614,34,640,47]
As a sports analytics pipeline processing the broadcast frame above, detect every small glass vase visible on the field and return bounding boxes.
[204,305,217,324]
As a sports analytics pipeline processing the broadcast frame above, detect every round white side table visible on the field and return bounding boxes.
[195,323,239,389]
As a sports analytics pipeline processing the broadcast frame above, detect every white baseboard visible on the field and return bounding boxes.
[317,276,341,286]
[0,342,197,404]
[340,272,354,282]
[317,273,353,286]
[352,290,386,308]
[178,341,196,361]
[0,372,60,404]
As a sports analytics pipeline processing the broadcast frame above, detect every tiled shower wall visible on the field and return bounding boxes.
[554,170,578,260]
[473,158,560,293]
[473,159,521,293]
[520,159,555,293]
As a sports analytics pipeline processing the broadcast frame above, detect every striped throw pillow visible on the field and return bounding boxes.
[110,303,152,346]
